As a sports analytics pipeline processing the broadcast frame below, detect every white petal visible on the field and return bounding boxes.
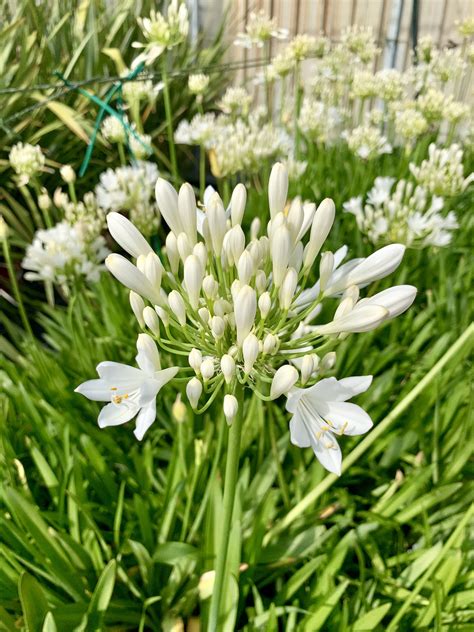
[98,402,139,428]
[337,375,373,398]
[134,400,157,440]
[312,376,373,401]
[75,379,111,402]
[136,333,161,373]
[319,401,373,436]
[289,411,311,448]
[96,361,145,387]
[308,431,342,475]
[154,366,179,389]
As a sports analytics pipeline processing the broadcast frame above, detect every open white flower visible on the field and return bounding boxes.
[75,334,178,440]
[287,376,373,475]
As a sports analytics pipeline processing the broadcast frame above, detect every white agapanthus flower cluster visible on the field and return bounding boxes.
[218,87,253,117]
[53,189,106,240]
[344,176,458,248]
[95,161,160,235]
[175,111,290,178]
[102,116,127,144]
[409,143,474,197]
[132,0,189,66]
[343,125,392,160]
[188,73,210,96]
[9,142,45,183]
[22,221,108,286]
[175,113,217,146]
[298,98,342,143]
[234,10,288,48]
[76,163,416,475]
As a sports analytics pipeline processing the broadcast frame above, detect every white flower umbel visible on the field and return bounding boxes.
[409,143,473,197]
[95,161,160,236]
[287,376,373,475]
[234,10,288,49]
[98,162,414,469]
[75,334,178,440]
[9,142,45,184]
[22,221,108,288]
[132,0,189,66]
[344,176,459,248]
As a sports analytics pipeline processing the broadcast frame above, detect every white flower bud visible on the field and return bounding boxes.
[60,165,75,183]
[303,198,335,271]
[155,306,169,327]
[271,225,291,288]
[177,232,192,262]
[200,357,215,381]
[198,307,210,324]
[289,241,304,272]
[279,267,298,310]
[300,355,315,384]
[210,316,226,339]
[314,305,388,334]
[268,162,288,219]
[230,183,247,226]
[220,354,236,384]
[325,244,405,296]
[106,254,162,305]
[165,232,180,275]
[213,299,232,317]
[270,365,298,399]
[263,333,278,355]
[250,217,261,240]
[237,251,254,284]
[202,274,218,299]
[193,241,208,270]
[223,394,238,426]
[319,251,334,293]
[38,192,51,211]
[136,333,161,370]
[231,279,243,301]
[255,270,267,294]
[320,352,336,372]
[234,285,257,345]
[143,305,161,336]
[172,393,187,424]
[144,251,163,289]
[156,178,182,236]
[287,198,304,243]
[189,348,203,373]
[258,292,271,319]
[178,182,197,246]
[168,290,186,326]
[242,333,259,373]
[129,291,145,327]
[357,285,417,320]
[184,254,204,309]
[343,285,360,303]
[107,212,153,259]
[229,225,245,263]
[198,570,215,601]
[207,194,227,256]
[334,296,355,320]
[186,377,202,409]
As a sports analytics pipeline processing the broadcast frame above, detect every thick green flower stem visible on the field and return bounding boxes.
[2,237,33,339]
[208,386,245,632]
[161,65,178,183]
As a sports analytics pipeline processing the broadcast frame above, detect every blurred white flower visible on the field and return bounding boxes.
[9,142,45,183]
[22,221,108,286]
